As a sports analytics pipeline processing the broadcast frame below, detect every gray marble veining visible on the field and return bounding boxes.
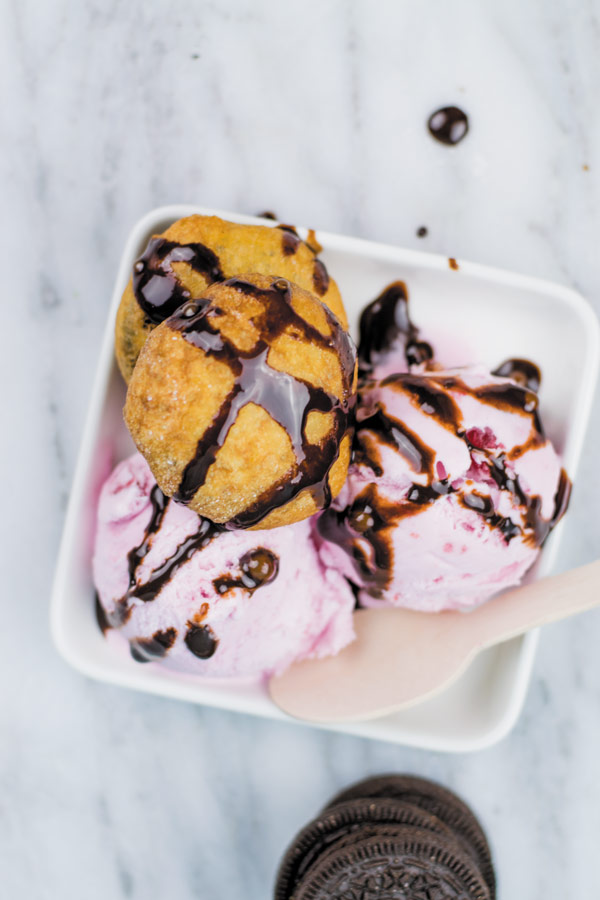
[3,0,600,897]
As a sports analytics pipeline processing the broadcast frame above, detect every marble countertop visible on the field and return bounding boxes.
[3,0,600,897]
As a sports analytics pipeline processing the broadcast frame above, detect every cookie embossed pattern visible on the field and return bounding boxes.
[275,774,495,899]
[50,205,599,751]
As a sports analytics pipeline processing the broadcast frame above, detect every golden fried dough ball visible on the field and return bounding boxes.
[115,215,347,382]
[124,274,357,529]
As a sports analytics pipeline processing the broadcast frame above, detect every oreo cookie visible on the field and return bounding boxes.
[275,798,454,900]
[293,829,490,900]
[325,774,495,898]
[274,775,495,900]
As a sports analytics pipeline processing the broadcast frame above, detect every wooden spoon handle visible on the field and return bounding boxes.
[471,559,600,650]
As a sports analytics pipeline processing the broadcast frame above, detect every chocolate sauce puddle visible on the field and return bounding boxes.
[170,277,356,528]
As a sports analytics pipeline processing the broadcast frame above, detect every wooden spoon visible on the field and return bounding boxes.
[269,559,600,723]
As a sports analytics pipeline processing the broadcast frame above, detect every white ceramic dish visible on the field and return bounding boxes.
[50,205,599,752]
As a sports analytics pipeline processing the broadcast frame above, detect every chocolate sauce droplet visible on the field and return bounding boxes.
[213,548,280,595]
[240,548,279,587]
[428,106,469,145]
[185,623,219,659]
[257,210,277,220]
[416,226,428,238]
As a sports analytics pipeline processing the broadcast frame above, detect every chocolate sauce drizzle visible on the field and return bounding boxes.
[130,628,177,663]
[274,224,329,295]
[213,548,279,595]
[170,276,356,528]
[97,478,291,662]
[358,282,433,377]
[99,496,225,661]
[461,491,521,542]
[130,518,224,605]
[100,486,225,639]
[493,358,542,394]
[133,237,224,324]
[384,373,463,428]
[126,485,168,589]
[312,258,329,296]
[132,222,332,326]
[278,224,302,256]
[353,406,435,478]
[428,106,469,145]
[99,484,284,662]
[95,593,110,634]
[318,485,405,598]
[319,367,571,596]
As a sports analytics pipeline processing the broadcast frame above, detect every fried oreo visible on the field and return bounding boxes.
[124,273,356,529]
[115,214,347,381]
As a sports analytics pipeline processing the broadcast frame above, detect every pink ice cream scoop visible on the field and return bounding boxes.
[317,366,571,612]
[93,454,355,678]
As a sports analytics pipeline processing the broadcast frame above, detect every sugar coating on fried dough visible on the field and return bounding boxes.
[115,214,347,382]
[124,274,356,529]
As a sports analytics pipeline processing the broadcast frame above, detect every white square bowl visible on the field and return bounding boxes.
[50,205,599,752]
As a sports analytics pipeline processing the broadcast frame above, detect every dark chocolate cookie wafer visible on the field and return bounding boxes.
[294,828,490,900]
[275,798,454,900]
[325,775,495,898]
